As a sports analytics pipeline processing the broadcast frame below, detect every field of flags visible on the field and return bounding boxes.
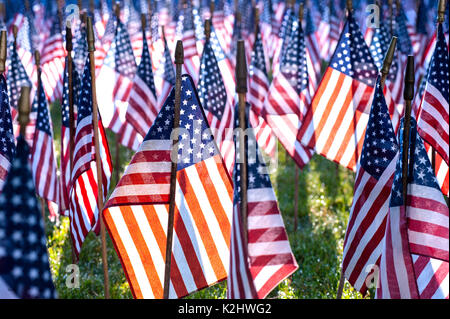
[0,0,448,300]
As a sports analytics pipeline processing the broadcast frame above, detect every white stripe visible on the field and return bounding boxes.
[108,207,155,298]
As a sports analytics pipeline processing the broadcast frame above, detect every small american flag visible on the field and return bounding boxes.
[304,6,322,84]
[30,74,60,208]
[126,28,158,138]
[40,18,65,102]
[97,18,142,151]
[227,103,297,299]
[181,2,200,83]
[0,135,56,299]
[271,4,294,76]
[299,13,379,171]
[155,36,175,109]
[417,23,449,166]
[263,19,314,169]
[248,27,276,158]
[60,58,80,215]
[69,56,112,260]
[342,77,399,294]
[0,75,15,194]
[377,118,449,299]
[198,35,235,173]
[103,75,233,299]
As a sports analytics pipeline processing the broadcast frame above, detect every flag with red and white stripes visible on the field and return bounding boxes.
[417,23,449,166]
[298,13,380,171]
[342,78,399,295]
[376,118,449,299]
[103,75,233,299]
[40,19,65,103]
[198,35,235,173]
[59,58,80,214]
[97,18,142,151]
[69,56,112,259]
[227,104,297,299]
[248,25,276,158]
[126,28,158,138]
[181,3,200,84]
[262,19,315,169]
[0,75,15,194]
[30,75,60,208]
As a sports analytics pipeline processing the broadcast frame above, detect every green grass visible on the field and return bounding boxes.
[45,100,366,299]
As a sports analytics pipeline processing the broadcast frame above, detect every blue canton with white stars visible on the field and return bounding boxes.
[114,21,137,78]
[360,77,398,180]
[198,41,228,118]
[233,103,272,203]
[162,40,176,86]
[280,21,309,96]
[250,31,268,79]
[7,43,32,110]
[329,13,378,87]
[395,8,413,55]
[35,78,52,136]
[390,118,441,207]
[0,136,57,299]
[427,24,449,103]
[138,33,157,98]
[209,26,227,62]
[0,75,15,161]
[77,56,94,125]
[62,58,80,128]
[146,75,219,171]
[369,22,398,82]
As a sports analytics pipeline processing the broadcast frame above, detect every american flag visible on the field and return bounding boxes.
[30,73,60,207]
[227,103,297,299]
[69,56,112,259]
[0,75,15,194]
[0,135,56,299]
[368,20,402,132]
[314,0,331,61]
[424,141,449,197]
[377,118,449,299]
[103,75,233,299]
[40,18,65,103]
[417,23,449,166]
[248,27,276,158]
[271,4,294,76]
[342,77,399,295]
[262,19,314,169]
[198,35,235,173]
[60,57,80,215]
[298,13,379,171]
[97,18,143,151]
[181,2,200,84]
[328,0,342,62]
[304,6,322,84]
[126,28,158,139]
[73,22,88,75]
[155,36,175,110]
[259,0,273,57]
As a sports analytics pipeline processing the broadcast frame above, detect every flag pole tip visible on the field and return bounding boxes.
[236,40,247,94]
[0,30,6,73]
[66,26,73,52]
[438,0,447,22]
[299,3,304,22]
[404,56,415,101]
[175,40,184,65]
[34,50,40,68]
[204,19,211,40]
[381,36,397,76]
[87,16,95,52]
[18,86,31,135]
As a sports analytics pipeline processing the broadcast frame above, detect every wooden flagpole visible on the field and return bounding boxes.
[87,16,110,299]
[236,39,248,246]
[163,40,184,300]
[336,34,398,300]
[401,57,415,201]
[18,87,31,137]
[0,30,6,74]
